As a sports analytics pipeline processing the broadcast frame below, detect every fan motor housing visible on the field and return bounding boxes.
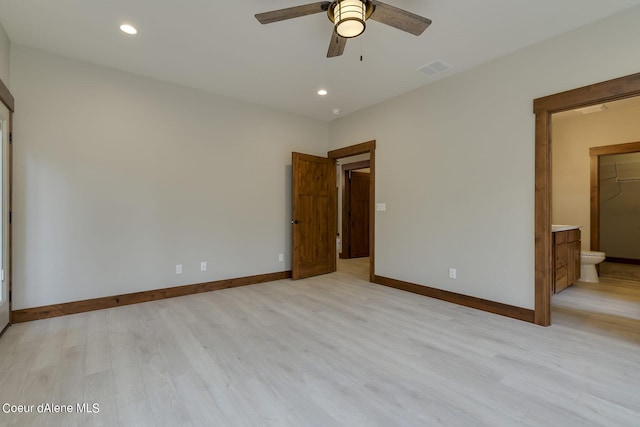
[327,0,375,25]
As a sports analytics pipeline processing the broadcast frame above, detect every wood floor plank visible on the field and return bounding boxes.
[80,371,117,427]
[1,267,639,426]
[84,314,112,377]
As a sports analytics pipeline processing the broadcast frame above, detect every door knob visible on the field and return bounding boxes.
[291,219,300,224]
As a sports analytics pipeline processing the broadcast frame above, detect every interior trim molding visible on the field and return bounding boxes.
[0,77,14,112]
[12,271,292,323]
[328,140,375,159]
[589,141,640,157]
[533,71,640,326]
[374,275,535,323]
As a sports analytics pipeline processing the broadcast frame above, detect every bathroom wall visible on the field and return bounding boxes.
[552,97,640,252]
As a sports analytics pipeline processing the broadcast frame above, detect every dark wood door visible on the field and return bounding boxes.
[292,152,337,279]
[349,171,370,258]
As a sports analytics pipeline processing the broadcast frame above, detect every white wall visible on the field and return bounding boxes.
[0,21,9,85]
[329,6,640,309]
[552,102,640,252]
[11,45,328,309]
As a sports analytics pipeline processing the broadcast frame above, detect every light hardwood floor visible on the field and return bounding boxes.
[601,261,640,282]
[337,257,369,281]
[1,272,639,426]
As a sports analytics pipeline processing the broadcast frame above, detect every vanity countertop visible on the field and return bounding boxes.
[552,224,581,232]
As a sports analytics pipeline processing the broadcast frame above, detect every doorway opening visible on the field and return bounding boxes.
[550,98,640,337]
[0,107,8,332]
[0,78,13,335]
[290,141,376,282]
[337,157,371,281]
[329,141,375,282]
[533,72,640,326]
[590,141,640,281]
[340,158,370,260]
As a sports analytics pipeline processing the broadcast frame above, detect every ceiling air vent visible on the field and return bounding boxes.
[418,59,451,76]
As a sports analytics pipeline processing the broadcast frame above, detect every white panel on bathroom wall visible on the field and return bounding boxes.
[329,6,640,310]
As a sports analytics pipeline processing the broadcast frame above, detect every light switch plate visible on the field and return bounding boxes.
[376,203,387,212]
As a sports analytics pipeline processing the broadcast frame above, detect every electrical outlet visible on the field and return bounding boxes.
[278,253,284,262]
[449,268,457,279]
[200,261,207,272]
[176,264,183,274]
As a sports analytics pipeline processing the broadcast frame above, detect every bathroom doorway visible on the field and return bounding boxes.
[550,98,640,335]
[534,71,640,326]
[552,102,640,270]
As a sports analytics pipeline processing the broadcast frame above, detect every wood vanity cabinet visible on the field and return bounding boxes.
[553,229,581,293]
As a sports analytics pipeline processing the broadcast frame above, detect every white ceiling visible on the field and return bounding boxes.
[1,0,640,121]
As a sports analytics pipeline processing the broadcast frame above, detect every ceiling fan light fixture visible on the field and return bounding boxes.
[256,1,430,58]
[332,0,367,38]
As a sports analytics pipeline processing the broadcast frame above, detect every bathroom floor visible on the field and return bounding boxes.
[600,261,640,282]
[552,275,640,343]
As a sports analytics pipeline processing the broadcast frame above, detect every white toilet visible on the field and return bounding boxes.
[580,251,606,283]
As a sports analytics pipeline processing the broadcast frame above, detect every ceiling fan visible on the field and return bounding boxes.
[255,1,432,58]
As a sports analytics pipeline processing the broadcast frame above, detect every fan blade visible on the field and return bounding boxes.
[327,32,347,58]
[255,2,331,24]
[370,1,432,36]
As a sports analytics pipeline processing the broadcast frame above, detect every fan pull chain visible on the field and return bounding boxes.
[360,33,364,62]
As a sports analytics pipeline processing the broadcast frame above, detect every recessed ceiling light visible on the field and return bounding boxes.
[120,24,138,35]
[317,89,328,96]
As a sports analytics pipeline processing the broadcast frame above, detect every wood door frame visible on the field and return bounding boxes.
[328,140,376,282]
[533,72,640,326]
[0,77,14,333]
[340,160,370,260]
[590,141,640,255]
